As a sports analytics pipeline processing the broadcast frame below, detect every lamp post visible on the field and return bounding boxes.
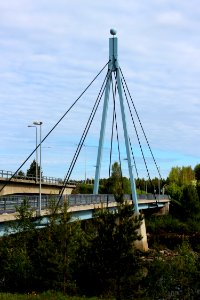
[83,144,87,184]
[33,121,43,216]
[28,125,38,181]
[146,177,148,194]
[158,167,161,199]
[75,143,87,184]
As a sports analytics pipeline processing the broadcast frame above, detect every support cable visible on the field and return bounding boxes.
[59,70,111,196]
[120,69,158,199]
[0,61,109,194]
[55,69,112,210]
[119,67,162,180]
[120,74,151,183]
[128,136,139,178]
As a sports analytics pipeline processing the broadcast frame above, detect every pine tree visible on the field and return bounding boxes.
[26,159,40,180]
[75,202,144,298]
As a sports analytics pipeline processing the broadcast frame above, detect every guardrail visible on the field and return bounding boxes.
[0,170,78,185]
[0,195,50,213]
[0,194,170,214]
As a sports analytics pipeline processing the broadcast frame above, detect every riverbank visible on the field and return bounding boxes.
[147,231,200,252]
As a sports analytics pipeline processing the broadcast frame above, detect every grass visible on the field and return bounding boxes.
[0,292,101,300]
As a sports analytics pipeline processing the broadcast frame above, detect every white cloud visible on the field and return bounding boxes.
[0,0,200,179]
[156,11,184,25]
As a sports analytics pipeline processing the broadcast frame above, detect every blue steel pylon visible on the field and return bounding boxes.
[93,29,139,213]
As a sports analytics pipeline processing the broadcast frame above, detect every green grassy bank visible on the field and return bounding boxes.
[0,292,100,300]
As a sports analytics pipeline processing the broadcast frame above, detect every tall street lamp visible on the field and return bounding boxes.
[33,121,43,216]
[75,143,87,184]
[145,177,148,194]
[28,125,38,181]
[158,167,161,199]
[83,144,87,184]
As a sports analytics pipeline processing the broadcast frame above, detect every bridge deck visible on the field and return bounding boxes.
[0,194,170,223]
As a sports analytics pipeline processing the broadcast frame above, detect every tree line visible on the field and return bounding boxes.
[15,160,41,180]
[165,164,200,223]
[0,196,200,299]
[0,162,200,298]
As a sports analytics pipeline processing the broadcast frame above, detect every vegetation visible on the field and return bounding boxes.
[0,162,200,299]
[26,159,40,179]
[0,292,100,300]
[0,192,145,298]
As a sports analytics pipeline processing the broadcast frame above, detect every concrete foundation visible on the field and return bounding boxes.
[134,217,148,252]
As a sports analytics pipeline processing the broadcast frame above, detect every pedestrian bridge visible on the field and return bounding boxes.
[0,193,170,251]
[0,193,170,223]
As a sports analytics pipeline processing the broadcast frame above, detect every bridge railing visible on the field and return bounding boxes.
[0,170,78,185]
[0,195,51,214]
[0,194,170,214]
[0,195,64,214]
[67,194,170,205]
[137,194,169,200]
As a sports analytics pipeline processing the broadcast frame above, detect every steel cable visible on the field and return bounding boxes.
[54,69,113,211]
[0,61,109,194]
[119,67,162,180]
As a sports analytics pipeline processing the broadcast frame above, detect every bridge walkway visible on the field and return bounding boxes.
[0,193,170,223]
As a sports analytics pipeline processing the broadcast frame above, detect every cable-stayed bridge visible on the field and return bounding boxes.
[0,29,170,250]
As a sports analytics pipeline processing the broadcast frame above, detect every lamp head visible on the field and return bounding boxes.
[33,121,43,125]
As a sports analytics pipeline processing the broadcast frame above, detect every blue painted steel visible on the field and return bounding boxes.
[116,69,139,213]
[93,37,118,194]
[93,33,139,212]
[109,37,118,71]
[93,73,112,194]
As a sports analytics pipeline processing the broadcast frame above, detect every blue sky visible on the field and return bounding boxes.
[0,0,200,181]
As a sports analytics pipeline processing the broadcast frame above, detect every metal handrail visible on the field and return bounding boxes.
[0,170,78,185]
[0,194,170,214]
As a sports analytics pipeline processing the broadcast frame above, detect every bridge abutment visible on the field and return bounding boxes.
[134,216,148,251]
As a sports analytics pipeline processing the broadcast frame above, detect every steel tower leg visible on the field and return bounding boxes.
[93,31,139,215]
[93,75,111,194]
[116,69,139,213]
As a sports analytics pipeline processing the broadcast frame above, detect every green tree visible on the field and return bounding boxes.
[17,170,25,178]
[194,163,200,181]
[11,198,35,233]
[26,159,40,180]
[168,166,195,186]
[166,182,183,201]
[72,183,93,194]
[0,237,34,293]
[122,176,131,194]
[0,199,36,293]
[31,201,86,294]
[144,241,200,299]
[75,202,144,299]
[110,162,122,196]
[181,166,195,185]
[111,161,121,178]
[90,162,132,197]
[180,185,200,220]
[168,166,181,185]
[172,241,199,297]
